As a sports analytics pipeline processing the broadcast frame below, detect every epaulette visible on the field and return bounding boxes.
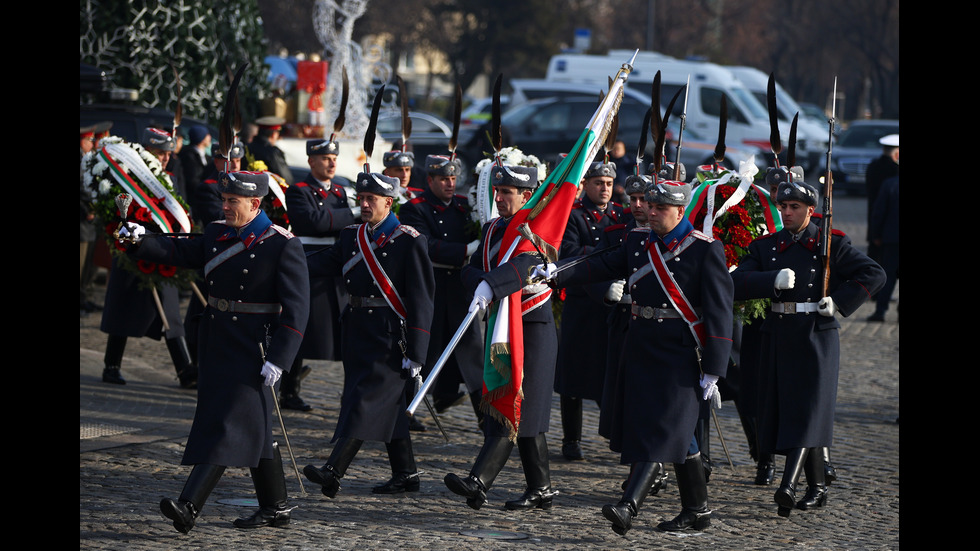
[572,200,583,209]
[690,229,714,242]
[408,196,426,205]
[344,223,360,230]
[272,224,295,238]
[750,232,778,245]
[294,182,311,188]
[629,226,651,234]
[396,224,420,238]
[605,223,626,233]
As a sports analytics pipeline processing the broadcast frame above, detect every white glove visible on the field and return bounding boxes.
[817,296,837,317]
[465,239,480,257]
[469,280,493,312]
[350,206,362,217]
[261,361,283,387]
[530,262,558,282]
[700,373,721,409]
[605,280,626,303]
[774,268,796,290]
[401,357,422,379]
[118,222,146,243]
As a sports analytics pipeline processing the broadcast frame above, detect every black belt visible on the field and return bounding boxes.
[208,296,282,314]
[630,304,701,319]
[348,296,389,308]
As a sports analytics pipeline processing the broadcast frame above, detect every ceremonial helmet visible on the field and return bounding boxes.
[307,137,339,156]
[645,179,692,206]
[491,164,538,190]
[776,180,818,206]
[218,171,269,197]
[425,154,462,176]
[355,172,400,198]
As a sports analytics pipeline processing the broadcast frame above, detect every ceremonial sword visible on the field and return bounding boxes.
[260,343,307,495]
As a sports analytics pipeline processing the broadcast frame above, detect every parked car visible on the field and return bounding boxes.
[80,102,218,145]
[376,110,469,177]
[819,119,899,195]
[457,95,765,178]
[460,95,510,127]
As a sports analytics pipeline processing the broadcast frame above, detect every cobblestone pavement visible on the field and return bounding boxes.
[80,196,899,550]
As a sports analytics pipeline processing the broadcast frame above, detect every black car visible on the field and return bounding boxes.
[80,102,218,144]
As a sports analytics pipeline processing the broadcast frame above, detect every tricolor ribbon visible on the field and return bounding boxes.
[100,143,191,234]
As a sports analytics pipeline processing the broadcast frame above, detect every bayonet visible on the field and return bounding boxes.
[673,75,690,180]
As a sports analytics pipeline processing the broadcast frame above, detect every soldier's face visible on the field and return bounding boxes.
[214,157,242,172]
[777,200,814,233]
[221,194,260,228]
[428,174,456,202]
[585,176,613,207]
[494,186,531,218]
[384,166,412,188]
[358,193,393,225]
[309,154,338,181]
[629,193,648,224]
[646,203,684,237]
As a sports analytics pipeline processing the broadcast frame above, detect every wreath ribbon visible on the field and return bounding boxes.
[100,143,191,233]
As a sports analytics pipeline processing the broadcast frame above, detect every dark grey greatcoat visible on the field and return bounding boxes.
[397,188,484,394]
[556,219,733,464]
[461,217,558,438]
[306,214,435,443]
[285,174,359,361]
[132,210,309,467]
[555,195,625,401]
[100,255,184,340]
[731,220,885,454]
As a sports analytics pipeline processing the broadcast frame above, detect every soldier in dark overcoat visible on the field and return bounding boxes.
[302,170,435,497]
[248,116,294,184]
[99,127,196,389]
[444,164,560,512]
[545,179,733,535]
[398,154,485,423]
[731,180,884,517]
[554,161,625,460]
[123,171,310,532]
[281,138,360,411]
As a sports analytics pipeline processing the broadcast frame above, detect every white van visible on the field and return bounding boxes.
[546,51,791,168]
[726,66,830,171]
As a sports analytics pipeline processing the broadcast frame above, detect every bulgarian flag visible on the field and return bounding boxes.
[482,52,638,440]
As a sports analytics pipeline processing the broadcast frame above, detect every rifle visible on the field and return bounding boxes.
[673,75,690,181]
[819,78,837,297]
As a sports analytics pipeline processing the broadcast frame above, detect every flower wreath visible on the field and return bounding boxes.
[82,136,198,291]
[686,156,782,323]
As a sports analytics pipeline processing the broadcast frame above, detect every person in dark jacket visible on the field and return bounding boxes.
[397,155,484,424]
[444,163,560,512]
[302,170,435,497]
[281,137,361,411]
[867,175,899,321]
[542,178,733,535]
[249,116,294,185]
[122,170,310,532]
[555,161,625,460]
[731,180,885,517]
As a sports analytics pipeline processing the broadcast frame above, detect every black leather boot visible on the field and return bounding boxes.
[444,436,514,510]
[506,434,558,510]
[603,461,661,536]
[279,359,312,411]
[303,437,362,498]
[774,448,809,517]
[160,464,225,534]
[796,447,828,511]
[694,418,712,483]
[822,447,837,484]
[560,395,584,460]
[166,337,198,389]
[235,443,292,528]
[102,334,127,385]
[621,462,668,495]
[755,454,776,485]
[658,454,712,532]
[374,437,421,494]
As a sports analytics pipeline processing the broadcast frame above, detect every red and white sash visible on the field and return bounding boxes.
[356,223,408,320]
[647,237,706,347]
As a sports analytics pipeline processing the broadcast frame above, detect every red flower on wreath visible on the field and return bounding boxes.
[134,207,152,223]
[157,264,177,277]
[137,259,156,273]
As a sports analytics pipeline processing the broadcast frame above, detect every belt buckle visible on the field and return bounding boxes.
[216,298,230,312]
[785,302,796,314]
[641,306,654,319]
